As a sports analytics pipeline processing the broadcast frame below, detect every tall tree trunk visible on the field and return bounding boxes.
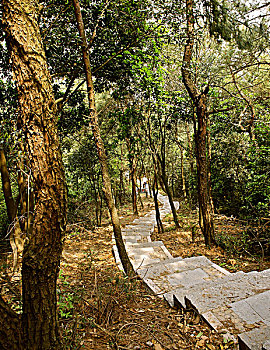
[72,0,135,277]
[152,171,163,234]
[207,117,214,213]
[180,144,187,200]
[131,159,138,216]
[2,0,67,349]
[126,138,138,215]
[119,144,126,205]
[182,0,215,246]
[157,156,180,228]
[186,122,194,177]
[175,139,187,200]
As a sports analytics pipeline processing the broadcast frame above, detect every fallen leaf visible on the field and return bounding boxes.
[152,340,164,350]
[197,339,206,347]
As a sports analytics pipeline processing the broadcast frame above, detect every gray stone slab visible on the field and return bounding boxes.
[125,241,164,248]
[263,340,270,350]
[231,291,270,326]
[137,256,183,277]
[138,256,230,303]
[168,268,209,287]
[198,291,270,342]
[113,194,269,350]
[125,242,173,270]
[112,235,152,244]
[124,227,154,234]
[238,325,270,350]
[184,270,270,315]
[131,257,162,270]
[164,268,234,308]
[127,246,172,261]
[128,222,154,227]
[132,219,155,225]
[122,229,151,236]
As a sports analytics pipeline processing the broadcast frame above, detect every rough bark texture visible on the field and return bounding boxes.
[0,296,22,350]
[152,159,163,234]
[157,153,180,228]
[182,0,215,246]
[179,144,187,199]
[2,0,67,348]
[160,169,180,228]
[131,160,138,216]
[0,148,16,221]
[152,180,163,234]
[72,0,135,277]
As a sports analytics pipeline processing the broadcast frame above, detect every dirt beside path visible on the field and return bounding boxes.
[59,198,238,350]
[152,200,270,274]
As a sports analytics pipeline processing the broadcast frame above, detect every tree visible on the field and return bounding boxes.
[181,0,216,246]
[72,0,135,277]
[1,0,67,348]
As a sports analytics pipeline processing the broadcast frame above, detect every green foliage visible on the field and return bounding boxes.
[205,0,270,51]
[57,270,75,319]
[243,123,270,219]
[211,117,270,221]
[215,228,251,256]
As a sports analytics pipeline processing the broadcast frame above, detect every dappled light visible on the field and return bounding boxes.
[0,0,269,349]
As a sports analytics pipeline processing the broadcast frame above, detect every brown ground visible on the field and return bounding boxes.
[57,196,270,350]
[1,196,269,349]
[152,200,270,274]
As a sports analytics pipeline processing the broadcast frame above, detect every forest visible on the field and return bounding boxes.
[0,0,269,349]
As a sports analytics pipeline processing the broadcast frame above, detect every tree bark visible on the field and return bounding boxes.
[129,152,138,216]
[152,171,164,234]
[179,144,187,200]
[3,0,67,349]
[182,0,215,246]
[186,122,194,177]
[0,148,16,222]
[0,296,22,350]
[157,155,180,228]
[72,0,135,277]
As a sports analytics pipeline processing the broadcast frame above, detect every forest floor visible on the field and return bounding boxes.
[57,195,269,350]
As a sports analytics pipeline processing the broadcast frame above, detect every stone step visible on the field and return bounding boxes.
[121,229,152,236]
[112,235,151,244]
[124,225,154,233]
[179,270,270,346]
[184,269,270,314]
[125,241,166,248]
[132,218,156,224]
[199,290,270,347]
[136,255,230,304]
[112,242,170,271]
[137,256,183,274]
[263,339,270,350]
[124,241,173,269]
[113,194,268,350]
[238,326,270,350]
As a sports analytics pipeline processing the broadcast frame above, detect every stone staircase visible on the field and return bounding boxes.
[112,194,270,350]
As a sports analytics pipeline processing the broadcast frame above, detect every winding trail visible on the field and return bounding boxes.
[113,194,270,350]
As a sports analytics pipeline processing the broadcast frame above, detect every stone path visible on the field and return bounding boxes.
[112,194,270,350]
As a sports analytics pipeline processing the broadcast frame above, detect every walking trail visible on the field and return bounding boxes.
[113,194,270,350]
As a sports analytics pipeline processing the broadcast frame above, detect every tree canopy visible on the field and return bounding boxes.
[0,0,269,348]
